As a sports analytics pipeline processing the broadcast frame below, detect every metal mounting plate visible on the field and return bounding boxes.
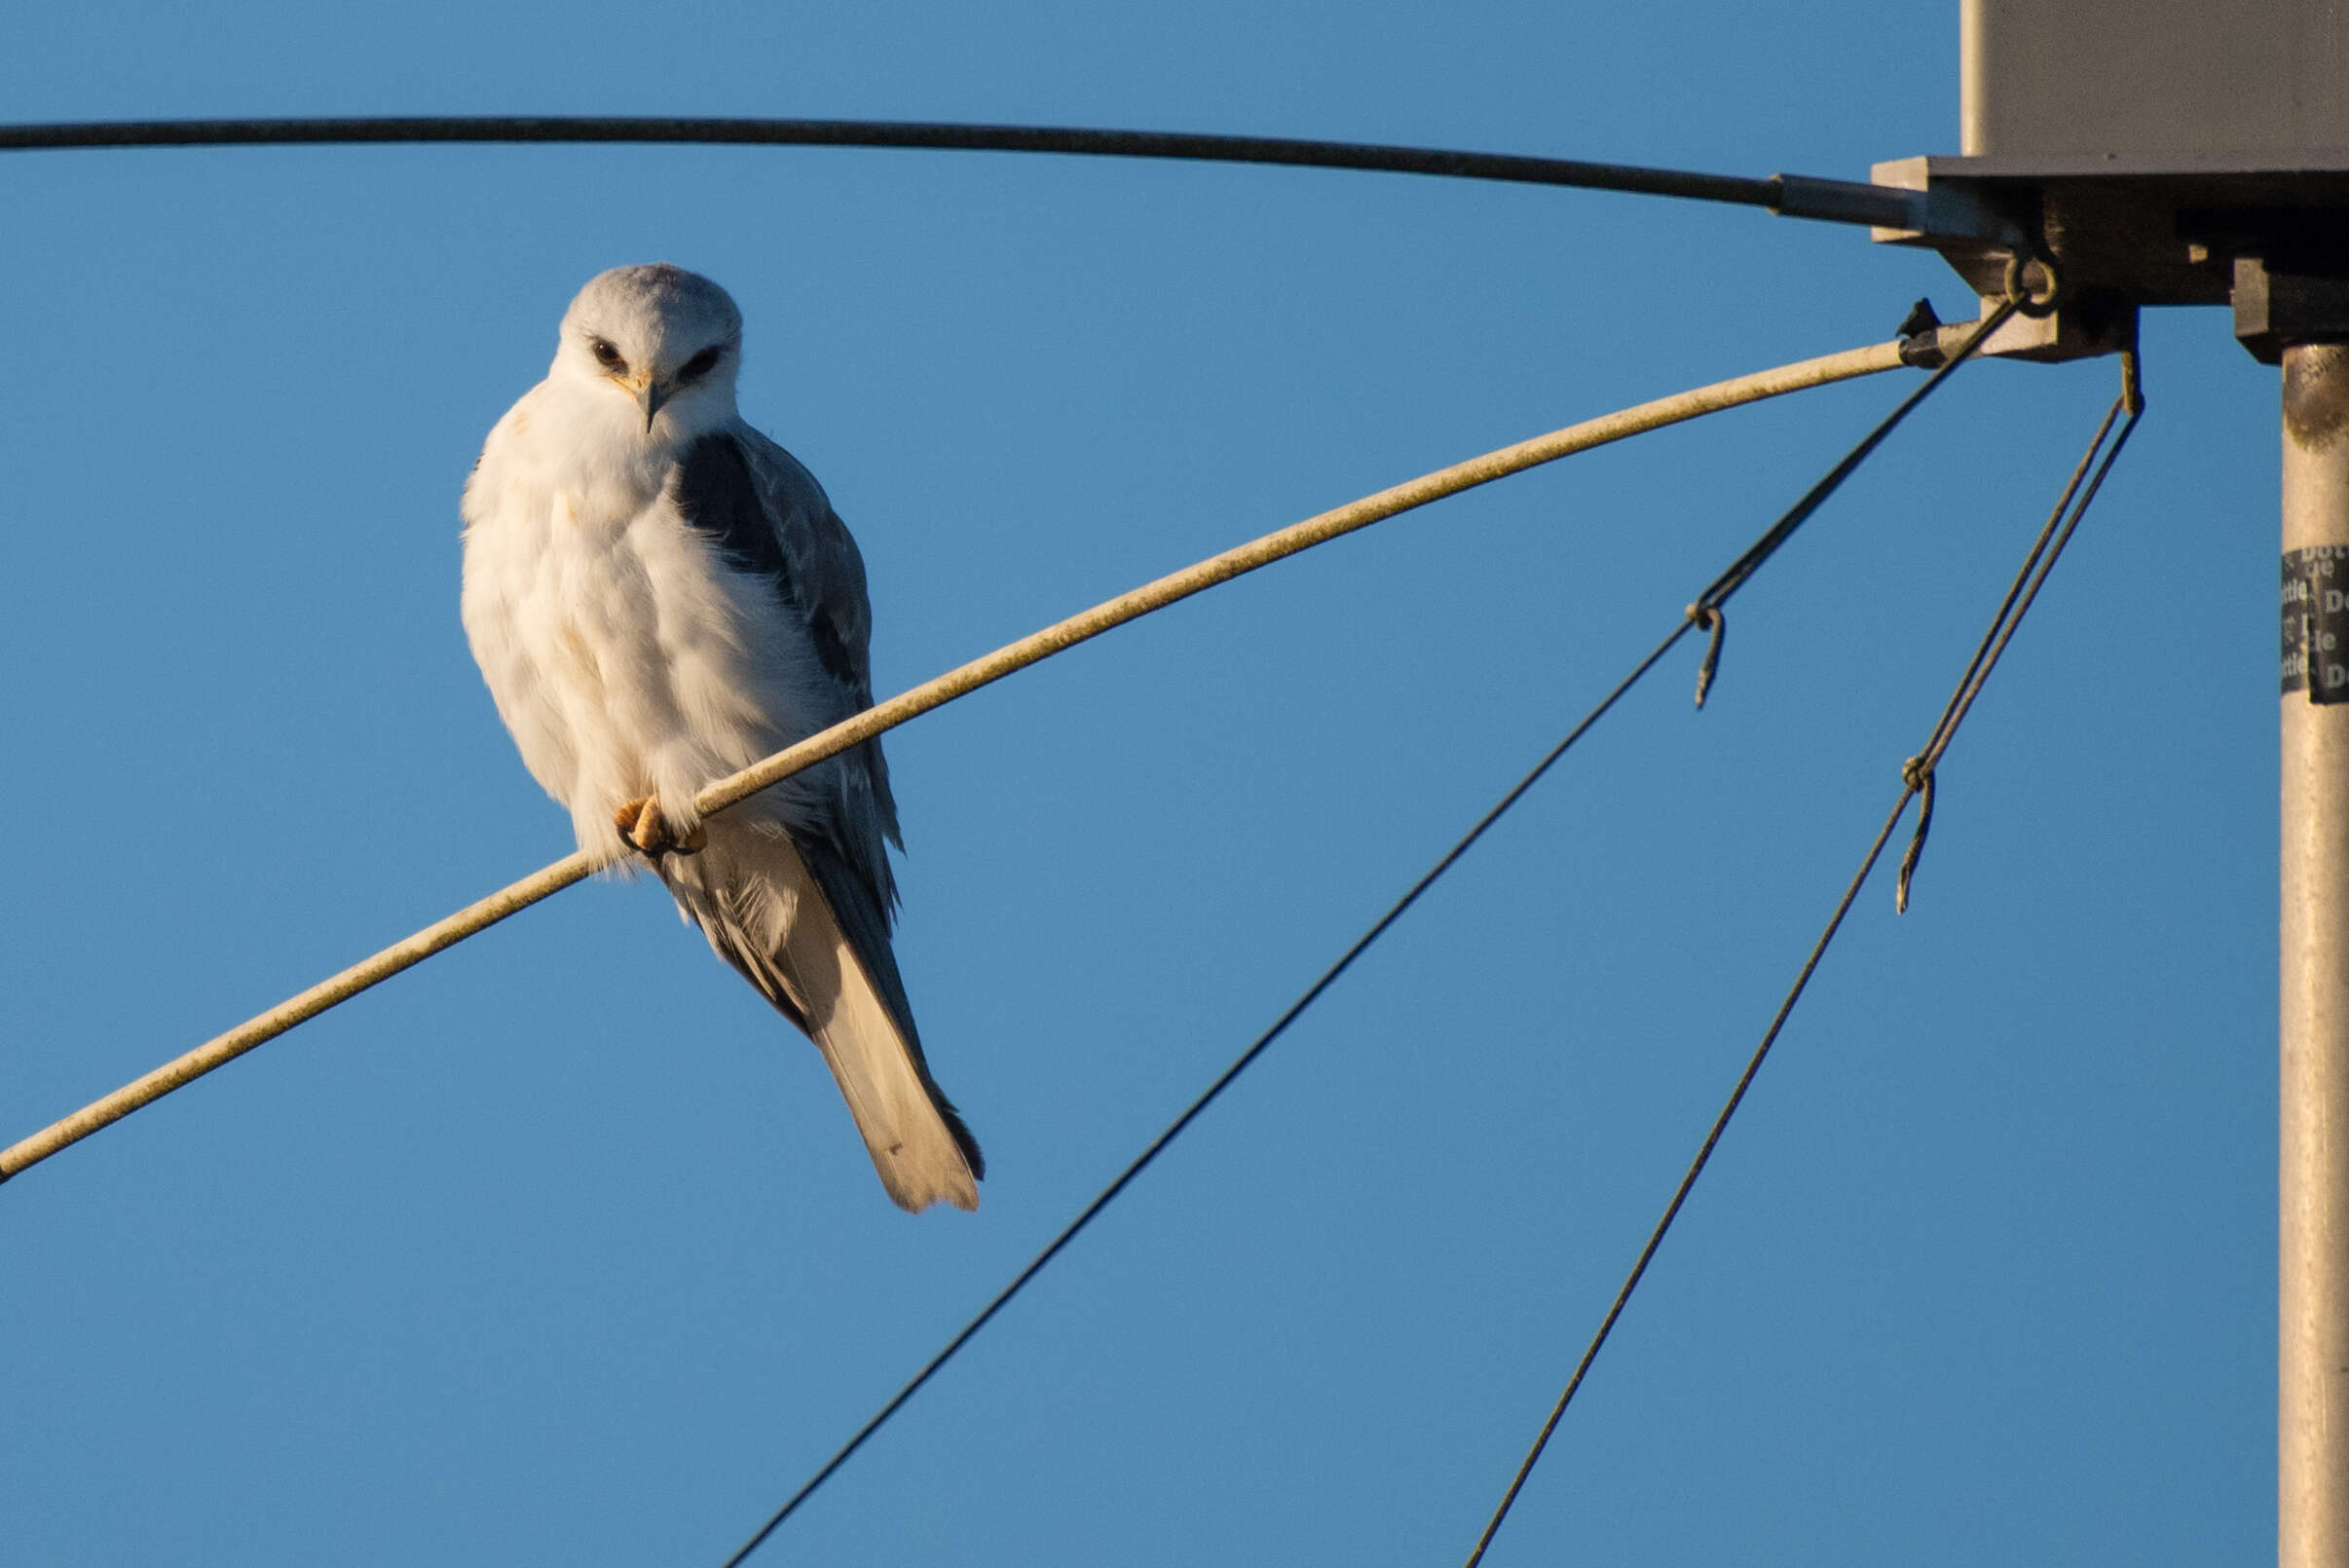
[1872,154,2349,310]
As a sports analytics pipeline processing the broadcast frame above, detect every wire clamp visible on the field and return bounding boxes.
[1686,603,1727,708]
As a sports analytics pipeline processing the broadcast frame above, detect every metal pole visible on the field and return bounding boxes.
[2281,340,2349,1568]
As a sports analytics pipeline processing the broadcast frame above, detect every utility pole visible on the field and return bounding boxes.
[2283,335,2349,1568]
[1870,3,2349,1560]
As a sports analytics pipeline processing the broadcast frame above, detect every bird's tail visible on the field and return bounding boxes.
[664,827,982,1213]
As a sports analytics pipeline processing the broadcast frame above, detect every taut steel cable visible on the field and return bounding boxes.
[1463,350,2145,1567]
[717,313,2008,1566]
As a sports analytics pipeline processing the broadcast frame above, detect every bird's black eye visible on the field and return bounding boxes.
[678,344,725,383]
[589,338,626,372]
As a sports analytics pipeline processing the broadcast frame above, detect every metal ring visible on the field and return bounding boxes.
[2002,251,2063,317]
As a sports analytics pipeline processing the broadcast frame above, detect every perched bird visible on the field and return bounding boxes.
[460,263,982,1212]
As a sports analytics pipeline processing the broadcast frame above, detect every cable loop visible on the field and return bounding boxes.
[1687,603,1726,708]
[1895,769,1936,915]
[2002,251,2063,318]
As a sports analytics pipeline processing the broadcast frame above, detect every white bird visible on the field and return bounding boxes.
[460,263,983,1212]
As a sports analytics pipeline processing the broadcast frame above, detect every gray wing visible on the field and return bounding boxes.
[673,427,903,902]
[668,427,981,1180]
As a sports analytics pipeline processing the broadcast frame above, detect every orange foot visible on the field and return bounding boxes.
[614,796,707,857]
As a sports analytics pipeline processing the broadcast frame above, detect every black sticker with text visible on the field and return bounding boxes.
[2283,546,2349,700]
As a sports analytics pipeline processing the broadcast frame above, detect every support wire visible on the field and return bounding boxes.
[1897,355,2144,910]
[1462,351,2144,1566]
[716,312,2006,1566]
[1675,295,2016,706]
[717,618,1694,1568]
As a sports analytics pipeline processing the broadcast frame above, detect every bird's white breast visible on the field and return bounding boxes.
[461,384,819,859]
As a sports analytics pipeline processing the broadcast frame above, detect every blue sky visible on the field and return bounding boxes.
[0,3,2272,1563]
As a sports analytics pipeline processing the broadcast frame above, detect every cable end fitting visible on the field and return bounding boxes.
[1687,604,1726,708]
[1895,760,1935,914]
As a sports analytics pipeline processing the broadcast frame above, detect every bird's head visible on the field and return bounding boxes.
[552,263,744,437]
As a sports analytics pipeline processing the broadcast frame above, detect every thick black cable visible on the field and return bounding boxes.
[0,117,1929,229]
[1463,350,2145,1566]
[715,619,1694,1568]
[718,326,2001,1564]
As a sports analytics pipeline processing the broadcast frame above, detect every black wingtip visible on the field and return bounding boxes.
[939,1100,987,1182]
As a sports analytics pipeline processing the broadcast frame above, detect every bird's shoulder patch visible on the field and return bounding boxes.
[674,433,788,581]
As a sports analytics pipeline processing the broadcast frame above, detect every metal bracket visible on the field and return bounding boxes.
[2236,254,2349,364]
[1873,151,2349,341]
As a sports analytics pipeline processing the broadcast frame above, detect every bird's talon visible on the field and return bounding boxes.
[617,796,668,854]
[615,796,706,857]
